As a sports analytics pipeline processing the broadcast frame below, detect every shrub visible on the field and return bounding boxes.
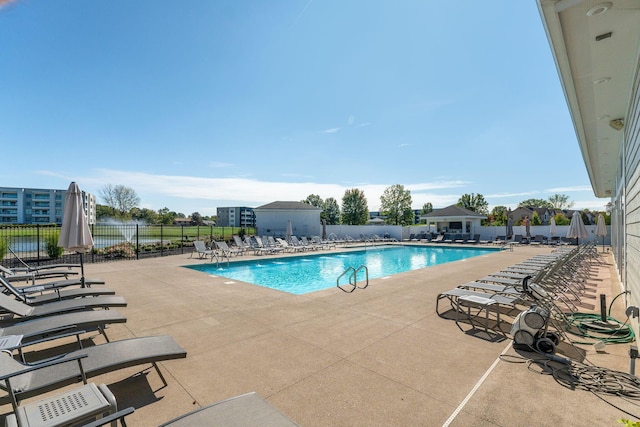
[100,243,136,259]
[44,232,64,259]
[0,238,7,261]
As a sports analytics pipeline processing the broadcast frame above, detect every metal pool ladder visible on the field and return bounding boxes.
[337,265,369,293]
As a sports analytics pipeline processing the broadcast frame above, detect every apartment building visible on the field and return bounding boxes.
[216,206,255,228]
[0,186,96,225]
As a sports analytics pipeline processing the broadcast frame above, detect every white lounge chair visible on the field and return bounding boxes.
[191,240,214,260]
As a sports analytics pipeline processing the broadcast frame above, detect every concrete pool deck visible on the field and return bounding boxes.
[1,243,635,426]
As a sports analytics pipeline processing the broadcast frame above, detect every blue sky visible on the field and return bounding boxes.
[0,1,605,216]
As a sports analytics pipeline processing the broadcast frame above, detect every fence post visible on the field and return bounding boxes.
[37,224,41,263]
[90,224,95,264]
[181,225,185,254]
[136,224,140,260]
[160,225,164,257]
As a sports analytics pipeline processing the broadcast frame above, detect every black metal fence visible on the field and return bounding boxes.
[0,224,253,268]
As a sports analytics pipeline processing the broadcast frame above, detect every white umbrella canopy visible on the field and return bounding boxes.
[566,211,589,245]
[549,217,557,236]
[595,213,607,250]
[58,182,94,286]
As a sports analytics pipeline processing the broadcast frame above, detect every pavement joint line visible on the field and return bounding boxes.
[442,340,513,427]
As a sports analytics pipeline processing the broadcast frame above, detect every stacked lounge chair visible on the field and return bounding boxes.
[435,244,603,340]
[0,258,188,425]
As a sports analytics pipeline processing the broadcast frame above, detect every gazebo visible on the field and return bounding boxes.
[421,205,486,236]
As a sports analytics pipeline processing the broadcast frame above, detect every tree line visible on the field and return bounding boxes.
[97,183,608,227]
[97,184,214,225]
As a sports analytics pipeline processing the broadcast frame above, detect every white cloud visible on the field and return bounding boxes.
[321,127,341,134]
[67,169,475,212]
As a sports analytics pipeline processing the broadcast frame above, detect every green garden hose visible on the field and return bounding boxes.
[563,312,635,345]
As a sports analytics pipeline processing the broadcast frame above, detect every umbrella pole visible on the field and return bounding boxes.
[79,252,86,288]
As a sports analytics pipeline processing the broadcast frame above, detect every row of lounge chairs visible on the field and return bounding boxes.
[436,243,604,343]
[0,258,188,425]
[192,235,339,260]
[409,233,484,244]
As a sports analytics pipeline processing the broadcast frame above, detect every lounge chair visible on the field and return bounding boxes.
[436,287,520,315]
[443,234,455,244]
[232,235,251,254]
[0,290,126,320]
[266,237,286,253]
[530,235,546,245]
[314,235,336,249]
[298,236,320,250]
[288,236,308,251]
[0,335,187,405]
[4,379,120,427]
[454,234,469,244]
[7,277,106,295]
[214,241,242,257]
[7,246,81,273]
[275,238,302,253]
[435,288,518,338]
[0,276,115,305]
[159,392,298,427]
[190,240,214,260]
[253,237,279,255]
[467,234,480,244]
[431,234,445,243]
[1,351,123,426]
[0,265,78,285]
[0,309,127,346]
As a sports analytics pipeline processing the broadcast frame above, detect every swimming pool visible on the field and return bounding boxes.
[185,245,499,295]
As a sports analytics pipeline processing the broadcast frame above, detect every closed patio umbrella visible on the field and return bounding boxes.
[566,211,588,245]
[595,213,607,251]
[58,182,94,287]
[525,217,531,239]
[549,217,557,244]
[506,217,513,239]
[321,218,327,241]
[286,220,293,242]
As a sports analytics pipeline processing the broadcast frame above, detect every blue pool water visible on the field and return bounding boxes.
[186,245,499,295]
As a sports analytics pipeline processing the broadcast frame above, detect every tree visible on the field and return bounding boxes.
[191,212,203,226]
[490,206,508,226]
[380,184,413,225]
[302,194,324,208]
[157,207,176,225]
[548,194,574,210]
[341,189,369,225]
[131,208,158,224]
[303,194,328,221]
[95,204,113,221]
[457,193,488,214]
[531,211,542,225]
[99,184,140,219]
[421,202,433,215]
[554,212,571,225]
[519,198,551,208]
[324,197,341,224]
